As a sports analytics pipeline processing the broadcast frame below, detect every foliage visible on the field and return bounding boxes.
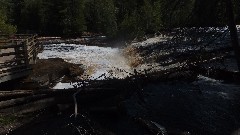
[85,0,117,37]
[0,0,239,38]
[0,0,16,34]
[61,0,86,35]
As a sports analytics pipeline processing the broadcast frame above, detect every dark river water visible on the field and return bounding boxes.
[9,75,240,135]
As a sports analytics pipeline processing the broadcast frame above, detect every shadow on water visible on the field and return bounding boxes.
[8,77,240,135]
[124,79,240,135]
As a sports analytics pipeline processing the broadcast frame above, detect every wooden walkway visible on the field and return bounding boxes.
[0,34,40,83]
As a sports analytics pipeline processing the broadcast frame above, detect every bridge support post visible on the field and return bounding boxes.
[23,40,29,66]
[14,42,22,65]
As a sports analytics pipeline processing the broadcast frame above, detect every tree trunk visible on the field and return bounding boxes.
[225,0,240,71]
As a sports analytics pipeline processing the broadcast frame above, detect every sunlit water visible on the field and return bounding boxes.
[37,44,132,88]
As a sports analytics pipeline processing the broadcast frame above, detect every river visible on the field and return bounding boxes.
[38,44,132,88]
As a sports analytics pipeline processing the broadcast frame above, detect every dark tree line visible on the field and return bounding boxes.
[0,0,239,38]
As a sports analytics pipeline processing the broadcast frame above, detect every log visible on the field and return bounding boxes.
[0,87,118,109]
[0,88,116,101]
[0,90,32,101]
[0,97,56,114]
[0,94,50,110]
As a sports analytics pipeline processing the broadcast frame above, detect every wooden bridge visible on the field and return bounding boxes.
[0,34,40,83]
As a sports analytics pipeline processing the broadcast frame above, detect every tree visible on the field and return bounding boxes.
[0,0,16,34]
[152,0,164,31]
[85,0,117,37]
[61,0,86,36]
[140,0,154,33]
[225,0,240,70]
[19,0,43,33]
[119,10,141,39]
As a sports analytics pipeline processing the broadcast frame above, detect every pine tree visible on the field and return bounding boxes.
[61,0,86,36]
[85,0,117,37]
[153,0,163,31]
[20,0,43,33]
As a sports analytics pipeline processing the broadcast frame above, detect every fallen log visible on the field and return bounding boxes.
[0,97,56,114]
[0,88,116,101]
[0,88,118,110]
[0,90,33,101]
[0,94,50,110]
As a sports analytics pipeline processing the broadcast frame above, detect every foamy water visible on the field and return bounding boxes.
[38,44,132,81]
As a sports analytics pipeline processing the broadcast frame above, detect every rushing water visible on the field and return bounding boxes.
[38,44,132,88]
[33,39,240,135]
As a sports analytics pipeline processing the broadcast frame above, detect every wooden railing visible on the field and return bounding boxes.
[0,34,39,83]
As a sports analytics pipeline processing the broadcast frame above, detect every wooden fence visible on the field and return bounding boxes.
[0,34,39,83]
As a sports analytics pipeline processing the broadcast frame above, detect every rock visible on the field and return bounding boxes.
[68,64,84,78]
[22,58,84,89]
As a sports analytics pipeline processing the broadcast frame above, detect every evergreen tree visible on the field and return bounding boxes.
[20,0,43,33]
[152,0,163,31]
[119,10,140,38]
[233,0,240,23]
[85,0,117,37]
[61,0,86,35]
[0,0,16,34]
[40,0,64,35]
[3,0,239,38]
[140,0,154,33]
[192,0,221,26]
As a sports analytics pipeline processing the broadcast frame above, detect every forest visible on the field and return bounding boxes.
[0,0,240,38]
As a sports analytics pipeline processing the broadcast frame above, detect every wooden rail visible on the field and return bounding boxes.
[0,34,39,83]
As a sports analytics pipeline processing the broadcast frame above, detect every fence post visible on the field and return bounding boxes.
[23,39,29,66]
[14,42,22,65]
[32,35,37,64]
[28,35,37,64]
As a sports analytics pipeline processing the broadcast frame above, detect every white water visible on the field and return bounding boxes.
[38,44,132,88]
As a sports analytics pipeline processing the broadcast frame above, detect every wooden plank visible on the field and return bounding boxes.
[0,64,27,73]
[13,34,31,36]
[0,40,11,43]
[0,44,23,49]
[0,67,31,77]
[27,46,36,56]
[0,58,25,65]
[0,51,24,57]
[0,69,31,83]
